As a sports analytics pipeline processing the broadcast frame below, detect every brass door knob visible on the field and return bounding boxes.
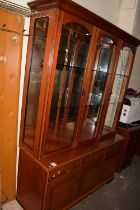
[0,56,7,63]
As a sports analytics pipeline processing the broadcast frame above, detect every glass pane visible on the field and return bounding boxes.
[79,38,114,142]
[105,103,118,127]
[97,48,113,72]
[45,22,91,153]
[110,75,123,103]
[104,47,132,128]
[23,17,49,149]
[100,37,113,46]
[116,47,131,75]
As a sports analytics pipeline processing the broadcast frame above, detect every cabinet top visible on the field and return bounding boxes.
[28,0,140,47]
[41,134,124,169]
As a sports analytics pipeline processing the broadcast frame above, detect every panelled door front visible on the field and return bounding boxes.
[0,9,24,201]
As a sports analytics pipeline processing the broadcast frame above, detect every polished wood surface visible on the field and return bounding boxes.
[17,149,47,210]
[17,135,124,210]
[17,0,140,209]
[41,134,124,168]
[45,170,79,210]
[78,150,104,197]
[0,9,24,202]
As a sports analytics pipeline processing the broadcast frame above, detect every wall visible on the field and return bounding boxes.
[13,0,121,24]
[128,1,140,91]
[117,0,140,91]
[9,0,30,7]
[73,0,122,24]
[118,0,138,33]
[16,17,30,186]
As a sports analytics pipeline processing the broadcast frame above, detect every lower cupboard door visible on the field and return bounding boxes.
[45,171,79,210]
[101,154,120,181]
[78,165,102,197]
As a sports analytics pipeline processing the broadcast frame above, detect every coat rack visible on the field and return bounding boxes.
[0,0,39,17]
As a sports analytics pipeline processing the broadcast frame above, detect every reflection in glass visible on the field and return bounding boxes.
[45,22,91,153]
[105,103,118,127]
[23,18,49,149]
[116,47,131,75]
[110,75,124,103]
[97,48,113,72]
[99,37,113,46]
[105,47,132,128]
[79,37,114,142]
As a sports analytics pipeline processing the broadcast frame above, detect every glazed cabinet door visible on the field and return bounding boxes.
[20,9,59,155]
[77,32,119,142]
[104,45,135,131]
[45,170,79,210]
[42,12,96,154]
[22,17,49,150]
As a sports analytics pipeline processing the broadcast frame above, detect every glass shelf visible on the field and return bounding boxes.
[92,69,111,75]
[56,64,86,70]
[115,73,129,77]
[33,36,46,41]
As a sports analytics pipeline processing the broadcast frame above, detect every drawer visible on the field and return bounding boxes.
[105,142,122,159]
[48,159,81,182]
[82,150,104,167]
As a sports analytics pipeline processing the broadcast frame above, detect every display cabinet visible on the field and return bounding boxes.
[17,1,140,210]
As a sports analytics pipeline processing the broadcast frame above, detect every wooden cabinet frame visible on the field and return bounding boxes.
[17,1,140,210]
[41,11,97,156]
[20,8,60,158]
[19,3,139,159]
